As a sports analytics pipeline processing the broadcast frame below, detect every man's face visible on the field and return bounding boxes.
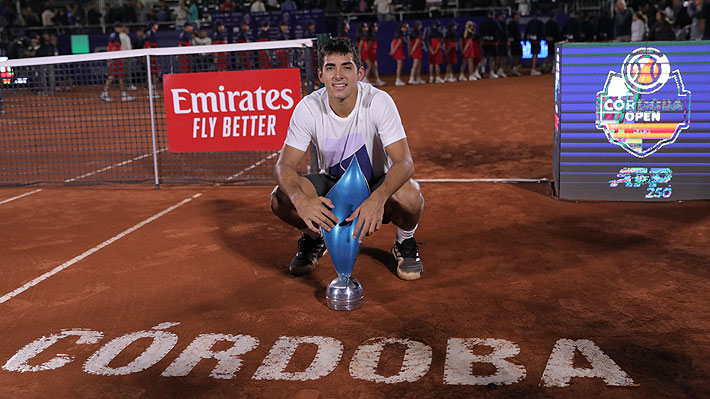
[318,52,364,102]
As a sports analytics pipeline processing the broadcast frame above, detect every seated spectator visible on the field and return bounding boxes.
[266,0,279,10]
[282,0,297,11]
[105,3,123,25]
[193,29,211,46]
[122,0,137,23]
[156,0,170,21]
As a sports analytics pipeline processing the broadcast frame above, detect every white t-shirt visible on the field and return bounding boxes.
[284,81,406,183]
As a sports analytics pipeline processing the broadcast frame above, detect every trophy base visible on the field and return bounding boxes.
[325,276,364,311]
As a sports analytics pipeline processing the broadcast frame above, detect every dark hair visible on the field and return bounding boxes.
[317,37,361,71]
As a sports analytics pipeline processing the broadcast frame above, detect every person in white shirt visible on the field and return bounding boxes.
[272,37,424,280]
[631,11,648,41]
[41,6,55,26]
[119,26,137,91]
[250,0,266,12]
[374,0,392,21]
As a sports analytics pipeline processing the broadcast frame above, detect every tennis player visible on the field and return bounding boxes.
[271,37,424,281]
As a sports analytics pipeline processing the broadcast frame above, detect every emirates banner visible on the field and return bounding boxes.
[164,69,301,153]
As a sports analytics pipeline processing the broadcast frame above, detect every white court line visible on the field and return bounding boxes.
[65,148,168,183]
[417,178,550,183]
[226,151,280,181]
[0,193,202,304]
[0,189,42,205]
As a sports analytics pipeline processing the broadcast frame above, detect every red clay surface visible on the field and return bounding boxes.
[0,75,708,398]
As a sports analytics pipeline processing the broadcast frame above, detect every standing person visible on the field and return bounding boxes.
[562,11,582,42]
[688,0,704,40]
[495,11,508,78]
[276,21,292,67]
[178,22,194,73]
[271,37,425,280]
[507,13,522,76]
[35,33,58,96]
[703,0,710,40]
[427,21,444,83]
[236,21,252,69]
[145,20,161,98]
[649,10,676,40]
[614,0,633,41]
[100,22,135,102]
[119,25,137,90]
[631,11,648,41]
[356,22,369,82]
[525,11,545,75]
[544,12,560,73]
[374,0,392,21]
[480,10,498,78]
[390,22,408,86]
[581,12,597,41]
[459,20,477,81]
[256,20,271,68]
[364,22,385,86]
[443,22,458,82]
[339,20,350,38]
[212,20,228,70]
[407,20,424,84]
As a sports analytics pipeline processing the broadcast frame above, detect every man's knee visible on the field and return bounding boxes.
[390,179,424,214]
[270,186,290,214]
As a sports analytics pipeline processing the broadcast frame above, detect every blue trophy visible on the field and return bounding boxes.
[322,157,370,311]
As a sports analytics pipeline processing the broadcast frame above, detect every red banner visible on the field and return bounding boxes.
[163,69,301,153]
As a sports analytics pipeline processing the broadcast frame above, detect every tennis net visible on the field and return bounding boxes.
[0,39,317,187]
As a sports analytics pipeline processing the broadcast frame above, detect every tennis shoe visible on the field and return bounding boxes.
[417,78,426,84]
[530,69,541,76]
[435,77,446,83]
[408,77,416,84]
[374,79,386,86]
[127,84,138,91]
[290,233,326,276]
[392,238,423,280]
[121,93,135,102]
[473,71,482,80]
[395,79,406,86]
[458,73,466,81]
[468,74,478,81]
[496,68,507,78]
[99,92,112,102]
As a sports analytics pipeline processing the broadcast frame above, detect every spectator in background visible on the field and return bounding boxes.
[157,0,170,21]
[365,23,385,86]
[495,11,508,78]
[426,0,441,17]
[187,0,199,25]
[480,10,497,78]
[122,0,137,23]
[87,3,101,26]
[597,11,614,41]
[374,0,393,21]
[36,33,57,96]
[443,21,459,82]
[581,12,596,41]
[212,21,228,70]
[100,22,135,102]
[133,28,146,49]
[688,0,704,39]
[41,3,56,26]
[136,1,147,24]
[220,0,235,12]
[22,7,42,26]
[174,0,188,27]
[544,12,560,71]
[105,3,122,24]
[251,0,266,12]
[428,21,445,83]
[614,0,633,41]
[562,11,582,42]
[525,11,544,75]
[266,0,279,11]
[507,12,522,76]
[339,20,350,37]
[8,36,25,59]
[304,20,316,38]
[120,25,137,90]
[650,10,675,40]
[282,0,297,11]
[631,11,648,41]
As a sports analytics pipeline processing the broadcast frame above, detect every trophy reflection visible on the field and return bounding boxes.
[322,158,370,311]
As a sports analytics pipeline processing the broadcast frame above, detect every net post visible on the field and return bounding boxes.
[146,53,161,189]
[305,41,315,94]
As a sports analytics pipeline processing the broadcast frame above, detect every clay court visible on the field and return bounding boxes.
[0,75,708,398]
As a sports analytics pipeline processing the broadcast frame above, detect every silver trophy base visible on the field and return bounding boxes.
[325,276,364,311]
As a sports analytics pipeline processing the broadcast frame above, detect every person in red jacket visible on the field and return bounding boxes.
[408,20,424,84]
[428,21,444,83]
[390,22,408,86]
[444,21,458,82]
[364,22,385,86]
[356,23,369,81]
[212,20,228,70]
[459,20,478,81]
[178,22,194,73]
[100,22,135,102]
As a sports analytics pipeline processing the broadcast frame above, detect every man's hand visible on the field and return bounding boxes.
[293,194,339,234]
[346,191,387,243]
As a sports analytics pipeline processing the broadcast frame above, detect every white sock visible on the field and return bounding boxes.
[396,225,417,244]
[301,228,321,240]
